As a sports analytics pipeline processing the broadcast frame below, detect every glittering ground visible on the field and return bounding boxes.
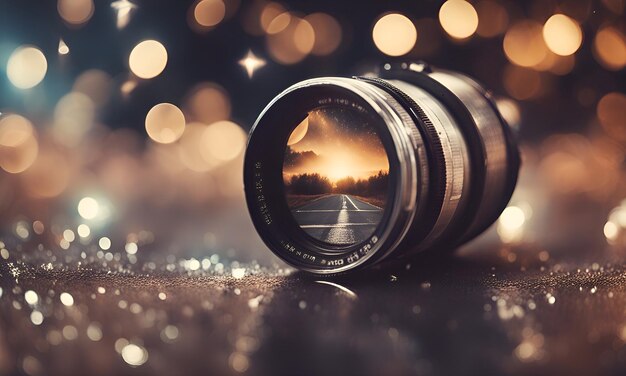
[0,132,625,375]
[2,231,626,375]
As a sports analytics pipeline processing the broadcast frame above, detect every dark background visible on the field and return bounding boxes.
[0,1,625,375]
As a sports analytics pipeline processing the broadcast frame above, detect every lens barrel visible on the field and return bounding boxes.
[244,62,520,274]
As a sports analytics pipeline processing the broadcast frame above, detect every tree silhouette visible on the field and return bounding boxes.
[286,173,332,195]
[285,171,388,197]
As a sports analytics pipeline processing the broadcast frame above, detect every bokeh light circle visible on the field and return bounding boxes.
[178,123,216,172]
[73,69,113,108]
[129,40,168,79]
[184,83,231,124]
[266,12,291,34]
[543,14,583,56]
[57,0,94,26]
[78,197,99,220]
[200,121,247,162]
[593,27,626,71]
[475,1,509,38]
[22,147,71,198]
[266,17,315,64]
[145,103,186,144]
[0,115,39,174]
[194,0,226,27]
[597,92,626,141]
[503,21,548,68]
[53,92,95,147]
[503,65,542,100]
[372,13,417,56]
[305,13,342,56]
[260,3,286,33]
[6,46,47,89]
[439,0,478,39]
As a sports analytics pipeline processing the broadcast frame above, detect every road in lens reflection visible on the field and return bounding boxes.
[291,194,383,245]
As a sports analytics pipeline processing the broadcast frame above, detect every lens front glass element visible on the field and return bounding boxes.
[282,106,390,246]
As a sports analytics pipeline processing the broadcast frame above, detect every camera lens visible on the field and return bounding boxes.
[244,62,520,274]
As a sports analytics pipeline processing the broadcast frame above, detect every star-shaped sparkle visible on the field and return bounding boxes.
[111,0,137,29]
[238,50,266,78]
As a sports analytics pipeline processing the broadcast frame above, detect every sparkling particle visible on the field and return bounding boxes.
[546,294,556,305]
[58,38,69,55]
[232,268,246,279]
[111,0,137,29]
[248,295,263,310]
[121,344,149,366]
[158,292,167,301]
[24,290,39,305]
[60,292,74,306]
[97,287,106,294]
[298,300,307,309]
[238,50,266,78]
[30,311,44,325]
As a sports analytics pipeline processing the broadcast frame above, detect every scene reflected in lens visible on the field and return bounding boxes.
[283,107,390,246]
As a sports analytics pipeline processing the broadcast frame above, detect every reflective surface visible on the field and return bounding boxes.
[283,107,389,245]
[1,146,626,375]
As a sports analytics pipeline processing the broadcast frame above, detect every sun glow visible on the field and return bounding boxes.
[283,108,389,183]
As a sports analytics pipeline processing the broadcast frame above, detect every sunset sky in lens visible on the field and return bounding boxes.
[283,107,389,182]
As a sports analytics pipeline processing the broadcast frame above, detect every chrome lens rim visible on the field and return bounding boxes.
[243,78,422,274]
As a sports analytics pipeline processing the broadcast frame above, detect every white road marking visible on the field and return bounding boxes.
[300,223,378,228]
[344,194,360,211]
[294,209,380,213]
